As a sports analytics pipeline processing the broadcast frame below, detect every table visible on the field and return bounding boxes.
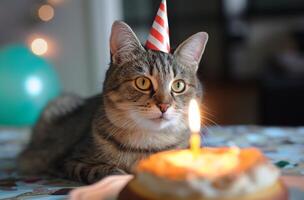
[0,126,303,199]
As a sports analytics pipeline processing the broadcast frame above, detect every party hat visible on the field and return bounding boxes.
[146,0,170,53]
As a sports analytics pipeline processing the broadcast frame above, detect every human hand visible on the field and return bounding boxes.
[69,175,133,200]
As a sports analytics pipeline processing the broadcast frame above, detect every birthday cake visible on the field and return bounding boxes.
[118,147,287,200]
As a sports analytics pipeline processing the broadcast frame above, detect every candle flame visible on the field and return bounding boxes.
[188,99,201,158]
[188,99,201,132]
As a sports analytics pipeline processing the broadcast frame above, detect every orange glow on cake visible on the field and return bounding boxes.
[137,147,266,180]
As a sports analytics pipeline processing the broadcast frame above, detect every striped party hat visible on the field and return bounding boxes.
[145,0,170,53]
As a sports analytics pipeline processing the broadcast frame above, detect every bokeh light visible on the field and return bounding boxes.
[25,76,43,96]
[30,38,48,56]
[38,4,54,22]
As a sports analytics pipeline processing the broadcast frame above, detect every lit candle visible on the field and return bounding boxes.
[188,99,201,158]
[137,99,248,180]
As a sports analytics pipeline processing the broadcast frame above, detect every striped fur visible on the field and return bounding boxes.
[17,21,207,184]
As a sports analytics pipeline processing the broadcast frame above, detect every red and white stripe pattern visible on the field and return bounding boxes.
[145,0,170,53]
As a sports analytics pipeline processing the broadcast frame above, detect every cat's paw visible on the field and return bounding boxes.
[112,168,128,175]
[83,166,128,184]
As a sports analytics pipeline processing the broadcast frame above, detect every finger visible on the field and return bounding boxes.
[100,175,133,188]
[68,175,133,200]
[80,177,133,200]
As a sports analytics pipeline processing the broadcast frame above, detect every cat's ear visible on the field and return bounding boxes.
[110,21,145,65]
[174,32,208,71]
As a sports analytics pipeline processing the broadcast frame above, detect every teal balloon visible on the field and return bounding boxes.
[0,45,60,126]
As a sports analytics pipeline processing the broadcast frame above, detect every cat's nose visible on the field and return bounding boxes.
[157,103,171,113]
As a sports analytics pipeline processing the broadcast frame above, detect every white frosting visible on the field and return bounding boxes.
[136,162,280,198]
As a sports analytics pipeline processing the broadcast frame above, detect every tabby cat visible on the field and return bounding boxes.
[18,21,208,184]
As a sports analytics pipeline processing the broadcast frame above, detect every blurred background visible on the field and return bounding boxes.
[1,0,304,126]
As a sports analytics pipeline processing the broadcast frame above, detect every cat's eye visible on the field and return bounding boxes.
[171,79,186,93]
[135,76,152,91]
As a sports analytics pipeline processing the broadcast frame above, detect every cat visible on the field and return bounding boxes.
[17,21,208,184]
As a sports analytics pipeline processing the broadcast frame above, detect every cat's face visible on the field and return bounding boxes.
[103,21,208,132]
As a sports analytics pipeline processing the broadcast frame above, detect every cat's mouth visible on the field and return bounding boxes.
[129,111,179,130]
[150,114,170,122]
